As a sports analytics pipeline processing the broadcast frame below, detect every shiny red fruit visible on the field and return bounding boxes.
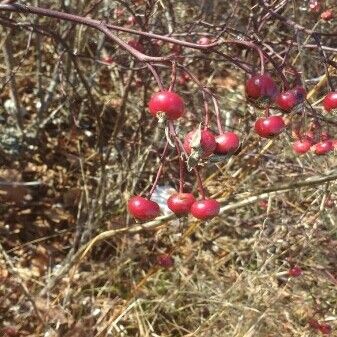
[254,116,285,138]
[318,323,332,335]
[313,140,333,155]
[190,199,220,220]
[128,196,160,221]
[183,129,216,157]
[288,266,302,277]
[157,254,174,268]
[148,91,185,120]
[323,91,337,112]
[167,193,196,215]
[215,131,240,155]
[127,40,144,53]
[275,86,306,111]
[321,9,333,21]
[245,74,278,101]
[292,139,312,154]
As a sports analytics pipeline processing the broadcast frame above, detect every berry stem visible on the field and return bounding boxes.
[180,68,224,133]
[212,95,224,134]
[194,167,206,199]
[202,91,210,129]
[285,64,302,88]
[264,105,270,118]
[146,63,165,91]
[179,156,184,193]
[168,121,185,193]
[148,140,169,197]
[168,61,177,92]
[312,33,335,91]
[168,121,188,157]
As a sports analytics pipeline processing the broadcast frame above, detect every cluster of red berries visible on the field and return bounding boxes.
[291,91,337,155]
[246,73,337,155]
[309,318,332,335]
[128,88,244,222]
[245,74,302,138]
[308,0,334,21]
[128,190,220,221]
[289,267,333,335]
[128,72,336,223]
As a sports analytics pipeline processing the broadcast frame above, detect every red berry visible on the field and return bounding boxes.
[157,254,174,268]
[183,129,216,158]
[127,40,144,53]
[254,115,285,138]
[167,193,196,215]
[258,199,268,209]
[190,199,220,220]
[245,74,278,102]
[197,37,212,45]
[323,91,337,112]
[319,323,332,335]
[292,139,312,154]
[325,198,335,208]
[197,37,213,53]
[128,196,160,221]
[127,16,136,25]
[313,140,333,155]
[321,9,333,21]
[1,327,18,337]
[148,91,185,120]
[215,131,240,155]
[288,265,302,277]
[309,0,321,13]
[275,86,306,111]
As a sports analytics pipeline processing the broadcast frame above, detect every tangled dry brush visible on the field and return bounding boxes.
[0,1,337,336]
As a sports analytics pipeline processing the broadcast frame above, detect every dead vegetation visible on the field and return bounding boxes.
[0,1,337,336]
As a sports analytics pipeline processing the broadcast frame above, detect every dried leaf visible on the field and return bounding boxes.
[164,125,175,147]
[190,124,202,149]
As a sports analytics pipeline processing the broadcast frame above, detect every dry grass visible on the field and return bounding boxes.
[0,1,337,336]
